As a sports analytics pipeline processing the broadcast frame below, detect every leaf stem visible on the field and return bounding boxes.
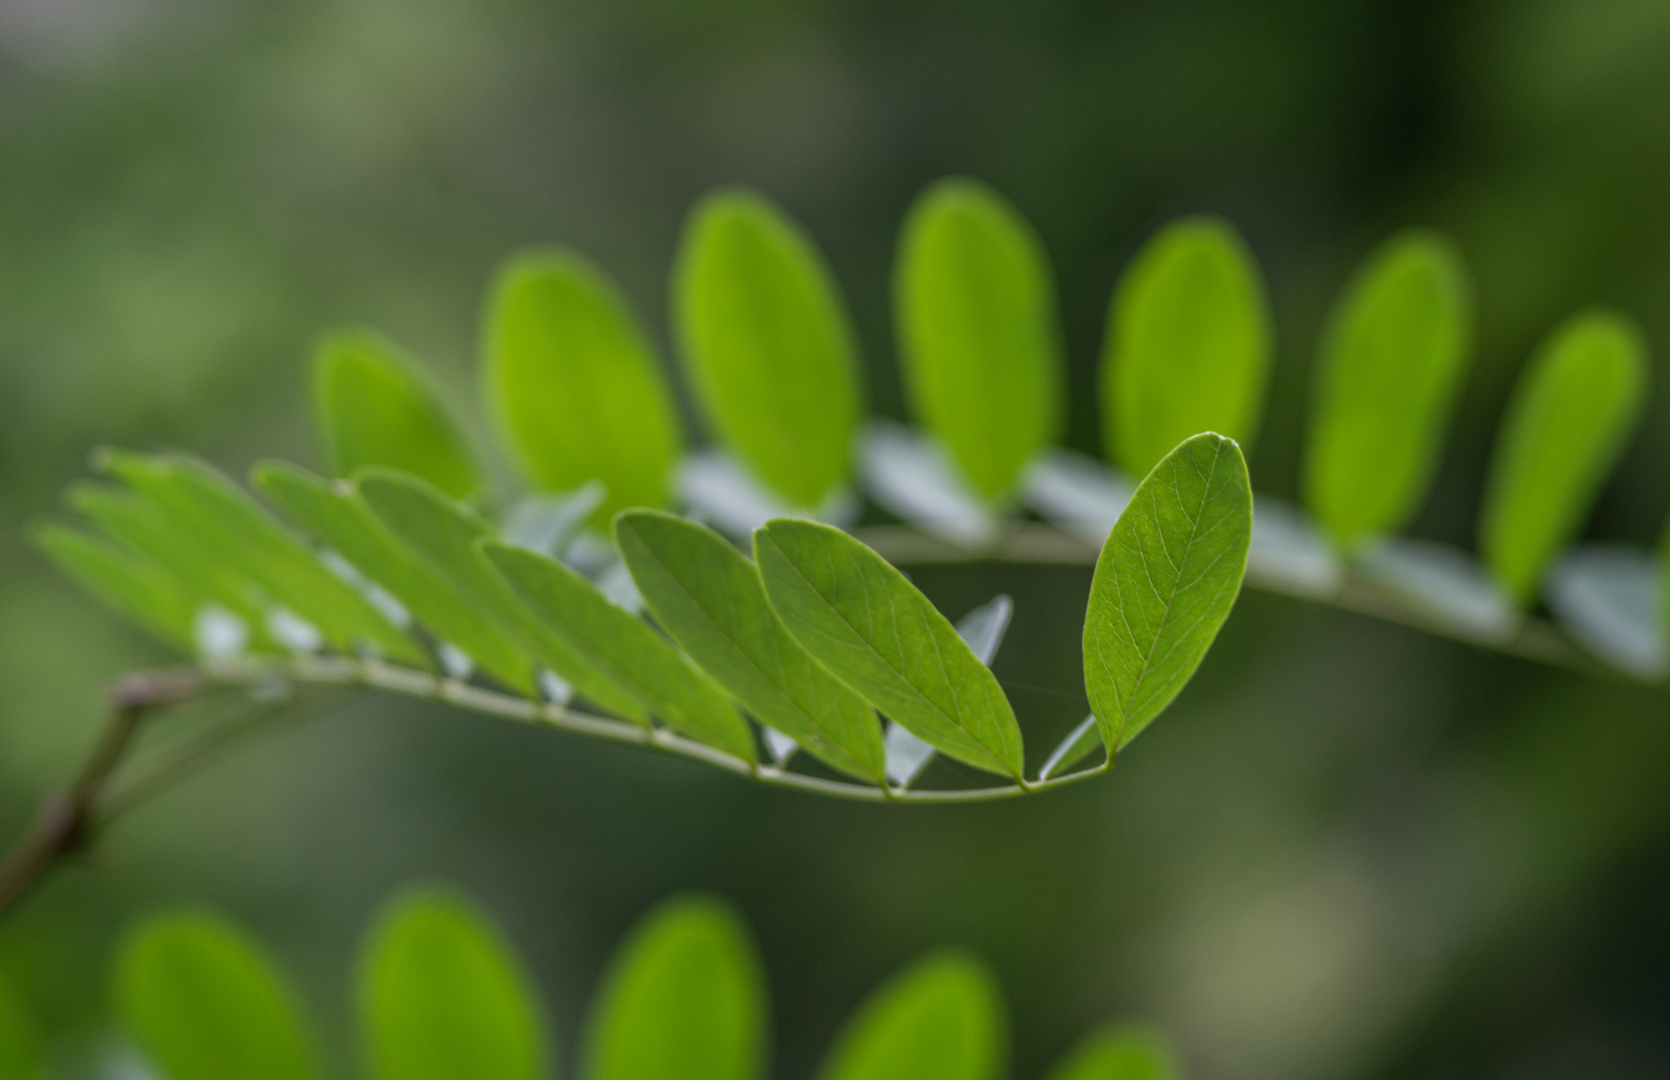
[0,670,200,922]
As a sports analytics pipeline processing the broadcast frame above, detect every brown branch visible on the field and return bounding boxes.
[0,669,199,922]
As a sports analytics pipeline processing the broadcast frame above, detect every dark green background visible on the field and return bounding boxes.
[3,1,1670,1076]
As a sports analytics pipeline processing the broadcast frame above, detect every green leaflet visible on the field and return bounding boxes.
[674,189,863,509]
[359,889,546,1080]
[313,330,482,501]
[68,483,273,646]
[1043,1027,1178,1080]
[1100,217,1272,476]
[255,463,537,695]
[32,524,200,652]
[814,952,1003,1080]
[115,912,319,1080]
[581,896,766,1080]
[1306,231,1472,551]
[1479,310,1650,605]
[1083,433,1251,751]
[753,519,1023,779]
[483,249,684,526]
[482,541,756,762]
[895,178,1063,501]
[356,469,644,717]
[0,974,43,1080]
[98,452,427,667]
[615,510,886,783]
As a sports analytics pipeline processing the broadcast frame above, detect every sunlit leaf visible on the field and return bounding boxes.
[1100,217,1271,476]
[1304,231,1472,551]
[674,189,863,509]
[581,896,766,1080]
[1043,1026,1178,1080]
[895,178,1062,501]
[256,463,537,694]
[0,974,43,1080]
[360,889,546,1080]
[115,912,318,1080]
[98,452,427,666]
[1084,433,1251,750]
[482,540,756,761]
[1479,309,1649,604]
[753,519,1023,779]
[484,249,684,525]
[615,510,885,782]
[313,330,481,501]
[814,952,1003,1080]
[32,524,200,652]
[357,469,644,715]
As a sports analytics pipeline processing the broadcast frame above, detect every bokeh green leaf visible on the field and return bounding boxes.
[814,952,1003,1080]
[1100,217,1271,475]
[1479,309,1649,604]
[1043,1026,1179,1080]
[753,518,1022,778]
[360,888,546,1080]
[115,912,318,1080]
[1305,231,1472,550]
[615,510,886,782]
[581,896,766,1080]
[32,524,200,652]
[68,483,273,645]
[482,540,755,760]
[484,249,684,525]
[895,178,1062,501]
[1084,433,1251,750]
[0,974,43,1080]
[674,189,863,509]
[314,330,481,501]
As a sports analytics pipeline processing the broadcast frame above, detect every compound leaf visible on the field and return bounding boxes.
[753,519,1022,779]
[581,896,766,1080]
[314,330,481,501]
[99,452,426,667]
[482,541,755,761]
[1044,1026,1178,1080]
[1084,433,1251,751]
[256,463,537,694]
[895,178,1062,501]
[358,469,643,716]
[115,912,318,1080]
[484,249,683,526]
[32,524,200,652]
[615,510,886,783]
[674,189,863,509]
[360,889,546,1080]
[1305,231,1472,551]
[1480,310,1649,605]
[1101,217,1271,476]
[814,952,1003,1080]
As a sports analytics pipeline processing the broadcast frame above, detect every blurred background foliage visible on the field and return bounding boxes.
[2,0,1670,1076]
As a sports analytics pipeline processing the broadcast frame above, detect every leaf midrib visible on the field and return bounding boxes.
[771,529,1013,776]
[1110,440,1224,747]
